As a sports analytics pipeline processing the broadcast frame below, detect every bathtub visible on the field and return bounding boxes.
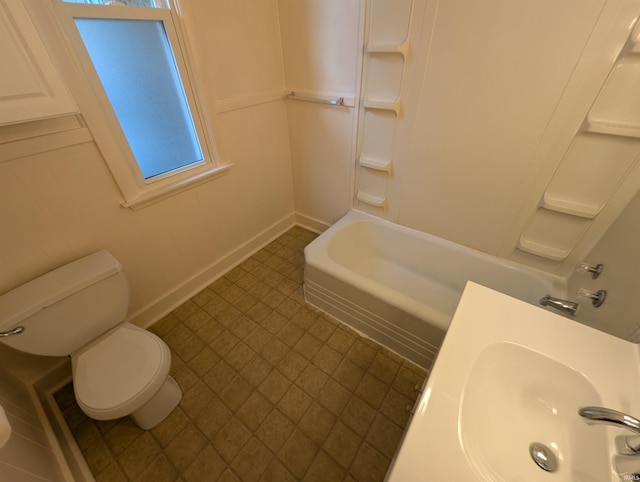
[303,210,565,368]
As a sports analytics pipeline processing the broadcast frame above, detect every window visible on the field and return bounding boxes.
[55,0,230,208]
[74,17,204,179]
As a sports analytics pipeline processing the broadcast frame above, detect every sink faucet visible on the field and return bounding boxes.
[539,295,578,316]
[579,406,640,479]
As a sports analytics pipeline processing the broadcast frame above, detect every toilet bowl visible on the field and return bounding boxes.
[72,322,181,429]
[0,250,182,429]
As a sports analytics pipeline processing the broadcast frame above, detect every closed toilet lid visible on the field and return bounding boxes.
[73,323,171,419]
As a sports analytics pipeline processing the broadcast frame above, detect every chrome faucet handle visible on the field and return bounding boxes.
[617,435,640,455]
[613,453,640,479]
[579,407,640,479]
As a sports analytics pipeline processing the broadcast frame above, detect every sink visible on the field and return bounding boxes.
[460,342,608,482]
[386,282,640,482]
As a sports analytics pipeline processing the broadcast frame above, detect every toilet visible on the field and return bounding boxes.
[0,250,182,429]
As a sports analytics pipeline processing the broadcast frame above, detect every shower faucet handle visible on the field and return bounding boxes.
[576,262,603,279]
[577,289,607,308]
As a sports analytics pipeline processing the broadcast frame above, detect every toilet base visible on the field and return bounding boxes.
[131,376,182,430]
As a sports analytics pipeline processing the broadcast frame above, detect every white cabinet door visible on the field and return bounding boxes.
[0,0,77,125]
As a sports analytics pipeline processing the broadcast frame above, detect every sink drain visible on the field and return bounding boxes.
[529,443,558,472]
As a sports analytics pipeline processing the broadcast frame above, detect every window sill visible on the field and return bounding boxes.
[121,163,233,211]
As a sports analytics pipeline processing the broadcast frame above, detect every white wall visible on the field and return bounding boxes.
[0,0,294,373]
[277,0,363,230]
[1,0,294,317]
[568,190,640,342]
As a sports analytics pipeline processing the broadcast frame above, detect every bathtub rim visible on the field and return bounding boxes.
[304,209,567,333]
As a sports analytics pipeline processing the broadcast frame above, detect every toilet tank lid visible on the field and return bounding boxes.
[0,250,122,330]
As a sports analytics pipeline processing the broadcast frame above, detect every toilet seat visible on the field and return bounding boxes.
[72,322,171,420]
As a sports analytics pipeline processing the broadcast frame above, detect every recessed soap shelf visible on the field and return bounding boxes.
[363,99,401,114]
[516,208,592,261]
[367,40,409,58]
[359,156,392,173]
[517,238,571,261]
[357,190,387,208]
[541,195,601,219]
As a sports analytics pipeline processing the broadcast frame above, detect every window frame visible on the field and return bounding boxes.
[53,0,230,209]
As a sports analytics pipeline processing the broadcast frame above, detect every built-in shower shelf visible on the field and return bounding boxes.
[359,156,392,173]
[516,207,591,262]
[367,41,409,58]
[517,238,571,261]
[585,119,640,138]
[355,0,412,214]
[363,100,401,114]
[357,190,387,208]
[541,195,600,219]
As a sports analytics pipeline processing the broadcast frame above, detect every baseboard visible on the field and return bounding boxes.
[129,213,297,330]
[294,212,332,234]
[22,214,299,482]
[25,210,327,481]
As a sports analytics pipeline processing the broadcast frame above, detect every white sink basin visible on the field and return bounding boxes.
[386,282,640,482]
[461,342,608,482]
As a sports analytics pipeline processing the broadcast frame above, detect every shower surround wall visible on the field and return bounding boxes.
[280,0,640,282]
[352,0,640,279]
[281,0,640,337]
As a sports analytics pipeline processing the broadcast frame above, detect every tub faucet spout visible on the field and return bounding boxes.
[539,295,578,316]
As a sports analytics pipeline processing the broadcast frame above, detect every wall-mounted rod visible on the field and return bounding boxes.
[286,91,344,106]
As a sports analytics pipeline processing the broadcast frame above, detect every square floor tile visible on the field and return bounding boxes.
[56,227,428,482]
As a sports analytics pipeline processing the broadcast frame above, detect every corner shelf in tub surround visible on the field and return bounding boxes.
[518,208,591,261]
[355,0,414,212]
[541,195,600,219]
[359,155,392,173]
[514,24,640,264]
[587,57,640,133]
[362,99,402,115]
[367,40,409,57]
[356,190,387,208]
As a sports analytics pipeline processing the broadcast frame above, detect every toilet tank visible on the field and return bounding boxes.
[0,250,130,357]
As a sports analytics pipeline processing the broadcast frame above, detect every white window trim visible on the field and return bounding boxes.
[50,0,232,210]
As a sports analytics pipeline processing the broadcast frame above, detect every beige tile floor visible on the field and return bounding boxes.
[55,227,429,482]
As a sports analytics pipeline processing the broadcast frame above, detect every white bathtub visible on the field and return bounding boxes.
[304,210,565,368]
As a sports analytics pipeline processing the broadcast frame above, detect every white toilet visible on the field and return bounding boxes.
[0,250,182,429]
